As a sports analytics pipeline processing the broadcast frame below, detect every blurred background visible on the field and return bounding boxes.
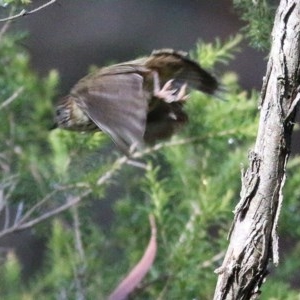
[4,0,295,293]
[14,0,266,93]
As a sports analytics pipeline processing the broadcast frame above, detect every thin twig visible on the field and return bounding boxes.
[0,6,15,41]
[0,17,11,41]
[0,0,56,22]
[72,204,86,262]
[95,128,240,188]
[97,155,129,185]
[0,176,18,229]
[130,127,240,160]
[13,202,24,225]
[0,127,239,238]
[72,204,87,300]
[17,182,89,225]
[0,87,24,110]
[18,193,88,229]
[200,251,225,268]
[0,189,91,238]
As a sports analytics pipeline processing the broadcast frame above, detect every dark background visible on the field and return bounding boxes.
[15,0,266,92]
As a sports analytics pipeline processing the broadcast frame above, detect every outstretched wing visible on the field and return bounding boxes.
[148,49,218,94]
[73,71,149,153]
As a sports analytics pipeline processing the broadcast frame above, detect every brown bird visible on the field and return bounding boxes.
[54,49,218,154]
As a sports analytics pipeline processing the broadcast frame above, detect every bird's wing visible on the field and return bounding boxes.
[147,49,218,94]
[73,71,149,154]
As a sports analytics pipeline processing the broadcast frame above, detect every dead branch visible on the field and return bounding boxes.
[213,1,300,299]
[0,0,56,22]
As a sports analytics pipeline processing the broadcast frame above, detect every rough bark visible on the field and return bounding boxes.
[213,1,300,299]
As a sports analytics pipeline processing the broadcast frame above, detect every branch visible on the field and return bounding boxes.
[72,205,87,300]
[130,127,241,159]
[0,125,240,240]
[0,87,24,110]
[14,182,89,224]
[0,14,11,41]
[0,0,56,22]
[0,189,91,238]
[96,127,239,184]
[214,1,300,299]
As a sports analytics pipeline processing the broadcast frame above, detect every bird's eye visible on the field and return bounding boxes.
[56,107,67,119]
[55,105,70,126]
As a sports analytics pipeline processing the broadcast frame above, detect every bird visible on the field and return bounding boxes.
[54,49,218,154]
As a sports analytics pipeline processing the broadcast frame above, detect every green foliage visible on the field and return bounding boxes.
[233,0,276,51]
[193,34,243,68]
[0,252,23,300]
[0,17,299,300]
[0,0,31,7]
[261,280,300,300]
[0,33,59,205]
[108,35,260,299]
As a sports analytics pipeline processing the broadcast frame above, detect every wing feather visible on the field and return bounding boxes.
[73,72,148,153]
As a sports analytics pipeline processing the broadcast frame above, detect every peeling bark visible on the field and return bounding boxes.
[213,1,300,299]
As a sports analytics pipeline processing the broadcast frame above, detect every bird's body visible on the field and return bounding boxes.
[54,49,218,153]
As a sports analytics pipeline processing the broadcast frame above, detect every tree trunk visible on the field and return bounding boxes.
[213,1,300,299]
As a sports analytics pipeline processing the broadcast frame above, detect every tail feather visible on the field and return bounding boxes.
[150,49,219,95]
